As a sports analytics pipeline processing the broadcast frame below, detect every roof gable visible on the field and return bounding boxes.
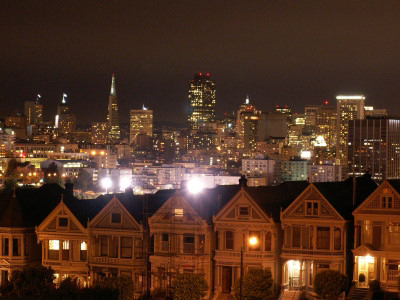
[213,188,272,224]
[148,191,205,225]
[282,184,343,221]
[89,195,140,231]
[37,199,86,235]
[353,180,400,216]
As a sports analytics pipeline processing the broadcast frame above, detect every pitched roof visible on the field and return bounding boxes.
[314,175,378,219]
[246,181,310,222]
[0,184,65,228]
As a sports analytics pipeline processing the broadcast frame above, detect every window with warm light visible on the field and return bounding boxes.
[80,241,87,260]
[48,240,59,260]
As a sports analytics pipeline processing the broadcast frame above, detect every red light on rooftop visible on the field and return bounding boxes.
[199,72,202,76]
[206,73,210,76]
[284,105,288,108]
[276,105,279,108]
[324,100,329,105]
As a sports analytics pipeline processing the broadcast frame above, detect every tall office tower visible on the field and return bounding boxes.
[107,74,121,142]
[91,122,109,144]
[56,94,76,135]
[336,95,365,179]
[348,117,400,181]
[236,96,256,148]
[187,72,216,130]
[304,105,319,126]
[130,105,153,145]
[24,94,43,125]
[315,101,337,152]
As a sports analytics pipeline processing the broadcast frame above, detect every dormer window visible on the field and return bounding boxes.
[111,213,121,224]
[58,217,68,227]
[381,196,393,209]
[306,201,319,215]
[239,207,249,216]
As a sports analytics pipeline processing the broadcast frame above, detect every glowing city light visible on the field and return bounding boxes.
[187,178,204,194]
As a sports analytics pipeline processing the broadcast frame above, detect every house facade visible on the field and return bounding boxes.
[212,187,281,298]
[0,193,42,284]
[88,195,145,290]
[36,198,89,286]
[148,191,212,296]
[353,180,400,290]
[280,183,348,292]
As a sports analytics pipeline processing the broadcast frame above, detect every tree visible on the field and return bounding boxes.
[4,266,55,298]
[314,270,348,299]
[95,276,134,300]
[233,268,273,300]
[170,273,208,300]
[3,158,18,190]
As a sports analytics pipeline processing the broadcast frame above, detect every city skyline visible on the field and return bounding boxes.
[2,1,400,124]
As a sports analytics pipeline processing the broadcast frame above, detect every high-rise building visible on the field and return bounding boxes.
[187,73,216,130]
[55,93,76,135]
[24,94,43,125]
[130,106,153,145]
[91,122,109,144]
[336,95,365,179]
[315,101,337,153]
[348,117,400,181]
[107,74,121,142]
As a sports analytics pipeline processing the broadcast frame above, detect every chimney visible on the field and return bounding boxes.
[65,182,73,198]
[239,175,247,188]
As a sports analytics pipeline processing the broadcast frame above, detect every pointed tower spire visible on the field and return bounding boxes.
[107,73,121,142]
[110,73,116,96]
[245,95,250,104]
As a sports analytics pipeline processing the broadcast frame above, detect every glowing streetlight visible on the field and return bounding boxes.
[187,178,204,194]
[120,177,131,192]
[249,236,258,246]
[101,177,112,194]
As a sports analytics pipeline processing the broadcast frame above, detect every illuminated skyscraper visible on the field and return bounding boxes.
[24,94,43,125]
[237,95,255,145]
[56,94,76,135]
[91,122,109,144]
[187,73,216,130]
[130,105,153,145]
[107,74,121,142]
[336,95,365,179]
[348,117,400,180]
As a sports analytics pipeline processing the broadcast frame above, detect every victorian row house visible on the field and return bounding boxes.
[6,175,400,298]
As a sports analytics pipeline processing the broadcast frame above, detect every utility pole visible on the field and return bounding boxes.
[240,246,243,300]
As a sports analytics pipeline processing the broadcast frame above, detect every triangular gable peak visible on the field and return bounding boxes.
[37,200,86,235]
[148,191,205,225]
[89,195,140,231]
[353,180,400,215]
[282,184,343,221]
[213,188,272,224]
[353,244,377,256]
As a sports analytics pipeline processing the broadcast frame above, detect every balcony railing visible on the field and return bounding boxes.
[214,250,274,260]
[89,256,136,265]
[282,248,343,256]
[43,260,87,268]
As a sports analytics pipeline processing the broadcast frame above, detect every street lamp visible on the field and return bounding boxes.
[101,177,112,194]
[240,236,259,300]
[187,178,204,194]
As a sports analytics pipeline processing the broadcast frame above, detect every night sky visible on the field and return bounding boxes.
[2,1,400,125]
